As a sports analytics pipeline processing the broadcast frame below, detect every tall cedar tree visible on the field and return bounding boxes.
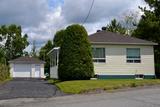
[132,0,160,75]
[53,30,65,47]
[58,24,94,80]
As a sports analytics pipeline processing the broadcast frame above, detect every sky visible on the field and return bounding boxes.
[0,0,146,51]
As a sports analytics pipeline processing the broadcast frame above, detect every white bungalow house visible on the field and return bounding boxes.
[48,31,157,79]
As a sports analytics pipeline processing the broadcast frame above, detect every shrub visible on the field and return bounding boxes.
[0,64,10,81]
[58,24,94,80]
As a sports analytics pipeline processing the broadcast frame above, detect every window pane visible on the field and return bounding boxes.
[92,48,105,58]
[126,48,141,63]
[127,48,140,58]
[92,47,106,63]
[98,59,106,63]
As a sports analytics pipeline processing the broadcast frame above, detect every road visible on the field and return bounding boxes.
[1,86,160,107]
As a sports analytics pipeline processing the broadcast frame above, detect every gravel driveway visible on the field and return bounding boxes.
[0,78,64,100]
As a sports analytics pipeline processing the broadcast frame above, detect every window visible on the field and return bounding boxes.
[92,47,105,63]
[126,48,141,63]
[50,49,59,67]
[135,74,144,79]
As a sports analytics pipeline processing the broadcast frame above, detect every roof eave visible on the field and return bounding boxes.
[47,47,60,55]
[9,61,46,64]
[90,42,158,45]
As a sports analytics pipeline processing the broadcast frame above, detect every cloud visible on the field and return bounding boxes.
[62,0,143,24]
[0,0,48,27]
[0,0,146,52]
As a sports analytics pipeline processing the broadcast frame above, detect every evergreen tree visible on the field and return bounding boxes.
[53,30,65,47]
[132,0,160,76]
[39,40,53,75]
[106,19,126,34]
[58,24,94,80]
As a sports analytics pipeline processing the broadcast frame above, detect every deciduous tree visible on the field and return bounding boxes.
[0,24,29,62]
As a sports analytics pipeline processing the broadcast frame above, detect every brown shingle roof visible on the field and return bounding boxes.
[9,56,45,64]
[89,31,157,45]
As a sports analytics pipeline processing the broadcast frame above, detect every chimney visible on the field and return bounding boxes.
[97,30,101,32]
[102,27,106,31]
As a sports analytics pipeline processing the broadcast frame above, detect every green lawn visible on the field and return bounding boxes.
[51,79,160,94]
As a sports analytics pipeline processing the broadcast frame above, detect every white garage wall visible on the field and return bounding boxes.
[10,63,45,78]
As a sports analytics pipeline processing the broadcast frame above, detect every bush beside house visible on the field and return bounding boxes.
[0,64,10,81]
[58,24,94,80]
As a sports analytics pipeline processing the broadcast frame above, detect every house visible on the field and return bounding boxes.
[48,31,157,79]
[9,56,45,78]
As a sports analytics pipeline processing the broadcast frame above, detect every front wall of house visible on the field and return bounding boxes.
[92,44,155,79]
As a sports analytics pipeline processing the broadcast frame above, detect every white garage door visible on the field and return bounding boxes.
[13,64,31,77]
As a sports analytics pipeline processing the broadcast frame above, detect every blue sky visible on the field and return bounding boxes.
[0,0,146,51]
[48,0,64,8]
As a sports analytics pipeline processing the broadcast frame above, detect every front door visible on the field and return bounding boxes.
[35,65,41,78]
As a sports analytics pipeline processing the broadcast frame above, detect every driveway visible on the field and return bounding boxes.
[1,86,160,107]
[0,78,64,100]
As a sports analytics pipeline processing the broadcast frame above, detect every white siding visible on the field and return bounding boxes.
[40,64,45,78]
[10,63,45,78]
[50,66,58,79]
[92,44,155,76]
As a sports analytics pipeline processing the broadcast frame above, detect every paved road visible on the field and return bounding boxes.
[0,78,64,100]
[1,86,160,107]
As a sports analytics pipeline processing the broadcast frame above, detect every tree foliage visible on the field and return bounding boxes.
[39,40,53,74]
[106,19,126,34]
[132,0,160,76]
[0,45,6,64]
[58,24,94,80]
[102,12,138,35]
[0,24,29,62]
[53,30,65,47]
[30,40,37,57]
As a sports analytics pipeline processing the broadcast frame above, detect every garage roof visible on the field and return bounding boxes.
[9,56,45,64]
[89,31,157,45]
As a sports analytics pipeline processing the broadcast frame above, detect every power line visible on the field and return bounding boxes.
[82,0,95,25]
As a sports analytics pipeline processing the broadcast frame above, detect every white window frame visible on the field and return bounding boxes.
[92,47,106,63]
[126,48,141,63]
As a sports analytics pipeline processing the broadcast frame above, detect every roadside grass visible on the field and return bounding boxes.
[52,79,160,94]
[48,79,61,84]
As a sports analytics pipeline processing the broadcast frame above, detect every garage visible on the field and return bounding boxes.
[9,56,45,78]
[13,64,32,77]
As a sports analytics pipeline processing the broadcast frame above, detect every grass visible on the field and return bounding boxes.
[52,79,160,94]
[48,79,61,84]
